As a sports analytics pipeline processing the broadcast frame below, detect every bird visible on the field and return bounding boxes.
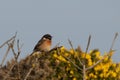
[31,34,52,55]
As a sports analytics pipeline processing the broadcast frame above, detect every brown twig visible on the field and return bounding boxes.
[12,39,23,79]
[4,61,16,80]
[86,33,118,71]
[15,39,23,79]
[84,35,91,65]
[24,68,33,80]
[85,35,91,53]
[16,39,23,60]
[83,35,91,80]
[10,43,17,60]
[0,32,17,48]
[0,44,11,67]
[10,39,23,61]
[86,58,103,71]
[61,54,82,71]
[0,32,23,80]
[17,40,20,58]
[83,65,86,80]
[0,32,17,67]
[109,32,118,52]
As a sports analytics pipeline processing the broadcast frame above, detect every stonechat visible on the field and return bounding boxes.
[30,34,52,56]
[33,34,52,52]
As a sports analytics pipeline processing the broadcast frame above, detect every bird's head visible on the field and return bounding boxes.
[42,34,52,40]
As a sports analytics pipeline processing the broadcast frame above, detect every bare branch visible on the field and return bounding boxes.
[16,40,23,79]
[86,33,118,71]
[17,40,20,52]
[0,44,11,67]
[0,32,17,48]
[66,33,118,80]
[85,35,91,53]
[24,68,33,80]
[109,32,118,52]
[86,58,103,71]
[68,39,74,50]
[16,39,22,60]
[84,35,91,65]
[10,43,17,60]
[0,32,22,79]
[62,54,82,71]
[83,65,86,80]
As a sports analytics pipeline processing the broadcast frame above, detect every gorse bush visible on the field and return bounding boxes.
[51,46,120,80]
[0,33,120,80]
[0,46,120,80]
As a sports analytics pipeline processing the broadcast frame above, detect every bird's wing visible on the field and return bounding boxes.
[33,38,45,51]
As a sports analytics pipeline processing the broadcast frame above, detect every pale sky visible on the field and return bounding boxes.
[0,0,120,63]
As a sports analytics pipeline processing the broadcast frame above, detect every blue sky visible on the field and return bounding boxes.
[0,0,120,63]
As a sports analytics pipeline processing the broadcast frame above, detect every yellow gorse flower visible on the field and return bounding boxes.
[115,67,120,73]
[73,77,77,80]
[88,59,92,66]
[70,49,75,55]
[70,70,74,74]
[95,51,100,57]
[86,54,91,60]
[51,46,120,79]
[53,53,58,58]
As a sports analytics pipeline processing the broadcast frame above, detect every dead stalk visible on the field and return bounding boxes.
[1,44,11,67]
[24,68,33,80]
[0,32,17,48]
[109,32,118,52]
